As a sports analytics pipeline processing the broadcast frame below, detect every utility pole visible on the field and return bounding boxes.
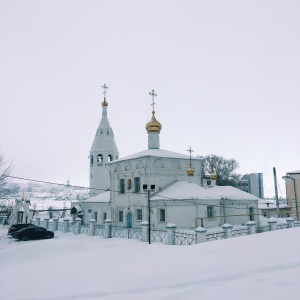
[273,167,280,217]
[143,184,155,244]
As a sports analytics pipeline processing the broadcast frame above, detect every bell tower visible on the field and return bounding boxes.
[89,84,119,196]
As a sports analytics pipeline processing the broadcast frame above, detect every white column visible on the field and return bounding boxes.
[43,217,49,229]
[141,221,149,242]
[75,218,82,235]
[222,223,233,238]
[267,220,277,231]
[246,221,256,235]
[165,223,176,245]
[35,216,41,227]
[63,218,70,233]
[89,219,96,236]
[286,217,295,228]
[104,219,112,238]
[53,218,59,231]
[195,227,207,243]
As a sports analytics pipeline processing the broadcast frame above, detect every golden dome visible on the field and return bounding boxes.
[187,164,194,176]
[102,99,108,107]
[210,172,216,180]
[146,112,162,133]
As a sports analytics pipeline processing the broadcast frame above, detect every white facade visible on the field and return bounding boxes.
[76,91,259,229]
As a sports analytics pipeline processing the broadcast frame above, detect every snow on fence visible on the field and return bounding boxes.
[27,217,299,246]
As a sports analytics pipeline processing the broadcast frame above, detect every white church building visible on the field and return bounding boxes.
[73,86,260,229]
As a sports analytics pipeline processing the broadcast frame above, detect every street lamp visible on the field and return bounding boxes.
[143,184,155,244]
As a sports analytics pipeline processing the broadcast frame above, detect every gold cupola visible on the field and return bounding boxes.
[187,164,195,176]
[146,112,162,133]
[210,156,216,180]
[102,99,108,107]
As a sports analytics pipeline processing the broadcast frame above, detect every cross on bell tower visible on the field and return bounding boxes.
[101,83,109,106]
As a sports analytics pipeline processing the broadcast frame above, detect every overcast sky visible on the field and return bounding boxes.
[1,1,299,197]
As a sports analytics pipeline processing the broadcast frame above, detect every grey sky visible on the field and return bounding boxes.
[1,1,299,197]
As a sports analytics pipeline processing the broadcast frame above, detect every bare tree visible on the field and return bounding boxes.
[0,153,17,199]
[203,154,241,186]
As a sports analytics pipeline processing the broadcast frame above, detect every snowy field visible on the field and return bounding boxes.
[0,226,300,300]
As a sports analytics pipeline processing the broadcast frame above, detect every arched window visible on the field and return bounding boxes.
[127,179,132,190]
[108,155,113,162]
[97,154,103,166]
[90,155,94,167]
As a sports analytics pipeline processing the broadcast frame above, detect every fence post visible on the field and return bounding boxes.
[35,216,41,227]
[141,221,149,242]
[75,218,82,235]
[89,219,96,236]
[165,223,176,245]
[286,217,295,228]
[195,227,207,243]
[104,219,112,238]
[43,217,49,229]
[246,221,256,235]
[53,218,59,231]
[63,218,70,233]
[222,223,233,238]
[267,220,277,231]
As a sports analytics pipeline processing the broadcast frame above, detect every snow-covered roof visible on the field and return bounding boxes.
[151,181,220,201]
[110,148,198,163]
[84,191,110,203]
[208,186,260,201]
[258,200,289,209]
[287,170,300,174]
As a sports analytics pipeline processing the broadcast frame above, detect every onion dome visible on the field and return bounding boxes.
[210,166,216,180]
[102,99,108,107]
[146,112,162,133]
[187,164,195,176]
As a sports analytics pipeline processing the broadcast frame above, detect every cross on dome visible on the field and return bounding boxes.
[149,90,157,113]
[102,83,108,99]
[187,146,195,176]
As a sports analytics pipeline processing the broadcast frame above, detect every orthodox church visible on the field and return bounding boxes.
[73,86,260,229]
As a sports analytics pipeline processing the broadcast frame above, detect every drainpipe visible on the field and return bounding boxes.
[222,198,226,224]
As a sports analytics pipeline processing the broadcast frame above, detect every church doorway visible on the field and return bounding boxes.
[127,212,132,228]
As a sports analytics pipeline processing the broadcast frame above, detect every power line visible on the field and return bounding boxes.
[8,175,261,211]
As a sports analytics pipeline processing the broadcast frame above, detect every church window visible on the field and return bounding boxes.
[134,177,140,193]
[136,209,142,221]
[88,209,92,213]
[119,179,125,194]
[119,211,123,222]
[97,154,103,166]
[249,207,254,221]
[90,155,94,167]
[159,209,166,222]
[127,179,132,190]
[108,155,113,162]
[207,206,214,218]
[93,212,97,221]
[103,212,107,222]
[116,155,119,160]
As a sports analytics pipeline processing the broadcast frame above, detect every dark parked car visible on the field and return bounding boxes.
[13,227,54,241]
[8,223,37,236]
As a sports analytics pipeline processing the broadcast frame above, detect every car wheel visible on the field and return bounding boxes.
[22,235,29,241]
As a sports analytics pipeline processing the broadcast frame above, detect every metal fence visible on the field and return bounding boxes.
[232,228,248,237]
[81,224,90,234]
[205,231,226,242]
[39,221,45,228]
[68,224,76,233]
[57,222,64,232]
[95,225,104,236]
[151,229,166,243]
[128,228,143,241]
[256,225,269,233]
[174,231,196,245]
[294,222,300,227]
[48,222,54,231]
[111,226,127,238]
[276,224,288,230]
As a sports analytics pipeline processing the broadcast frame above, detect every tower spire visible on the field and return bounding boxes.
[101,83,108,106]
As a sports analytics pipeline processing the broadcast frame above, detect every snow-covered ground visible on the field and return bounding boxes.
[0,225,299,300]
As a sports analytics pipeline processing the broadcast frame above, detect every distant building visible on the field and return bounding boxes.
[283,170,300,220]
[234,173,264,199]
